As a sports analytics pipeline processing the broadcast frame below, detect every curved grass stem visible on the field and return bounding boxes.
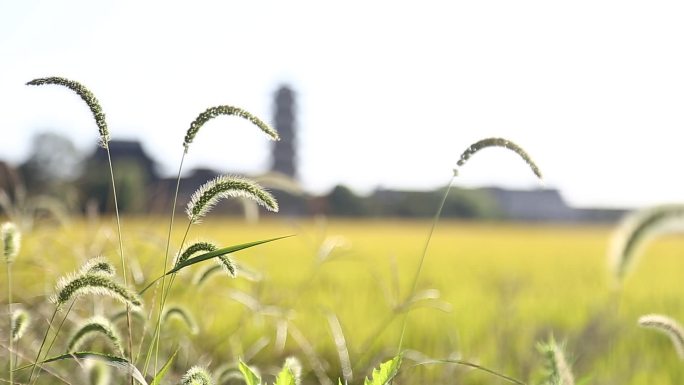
[396,176,454,353]
[105,147,133,383]
[7,263,13,385]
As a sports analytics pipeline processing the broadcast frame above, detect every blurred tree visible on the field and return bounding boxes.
[327,185,369,216]
[19,132,83,191]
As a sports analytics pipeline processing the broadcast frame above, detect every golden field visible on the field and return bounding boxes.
[4,217,684,384]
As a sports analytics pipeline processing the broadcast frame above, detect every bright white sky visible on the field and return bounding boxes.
[1,1,684,208]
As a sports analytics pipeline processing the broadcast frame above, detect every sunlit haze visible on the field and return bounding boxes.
[2,1,684,208]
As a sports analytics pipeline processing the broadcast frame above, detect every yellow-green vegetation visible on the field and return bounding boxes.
[5,217,683,384]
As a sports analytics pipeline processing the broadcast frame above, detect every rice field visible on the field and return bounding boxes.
[5,217,683,384]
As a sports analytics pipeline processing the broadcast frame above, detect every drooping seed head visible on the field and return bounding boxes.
[27,77,110,148]
[175,241,218,268]
[186,175,279,223]
[538,337,575,385]
[11,308,30,341]
[2,222,21,263]
[183,105,279,153]
[217,255,237,278]
[453,137,542,180]
[282,357,302,385]
[52,273,142,310]
[162,305,199,334]
[181,366,213,385]
[67,316,124,356]
[639,314,684,359]
[78,256,116,277]
[610,205,684,282]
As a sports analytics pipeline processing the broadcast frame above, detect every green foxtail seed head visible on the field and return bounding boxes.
[26,77,110,148]
[639,314,684,359]
[162,305,199,334]
[11,308,30,342]
[538,337,575,385]
[217,255,237,278]
[453,137,542,180]
[181,366,213,385]
[52,273,142,310]
[78,256,116,277]
[186,175,278,223]
[67,316,124,356]
[2,222,21,263]
[183,105,279,153]
[175,241,217,268]
[610,204,684,282]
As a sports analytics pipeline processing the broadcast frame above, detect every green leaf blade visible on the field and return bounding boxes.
[238,359,261,385]
[364,355,402,385]
[167,235,293,275]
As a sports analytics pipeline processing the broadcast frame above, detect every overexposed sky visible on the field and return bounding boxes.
[1,1,684,208]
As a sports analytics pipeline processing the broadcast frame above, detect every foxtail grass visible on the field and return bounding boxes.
[27,77,133,377]
[79,256,116,277]
[162,305,199,335]
[453,137,542,179]
[180,366,213,385]
[609,204,684,282]
[538,337,575,385]
[67,316,124,356]
[52,273,141,309]
[3,221,20,385]
[638,314,684,359]
[153,106,278,376]
[11,309,30,342]
[397,137,542,364]
[186,175,278,223]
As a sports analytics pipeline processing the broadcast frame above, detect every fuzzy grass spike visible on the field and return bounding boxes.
[52,273,142,309]
[183,105,279,153]
[11,308,30,341]
[79,256,116,277]
[67,316,124,355]
[639,314,684,359]
[610,204,684,281]
[26,77,110,147]
[175,241,218,268]
[181,366,213,385]
[186,175,278,223]
[454,137,542,180]
[538,337,575,385]
[162,305,199,334]
[2,222,21,263]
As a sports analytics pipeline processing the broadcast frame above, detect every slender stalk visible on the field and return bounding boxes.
[410,359,527,385]
[152,153,185,375]
[144,219,192,376]
[105,146,133,385]
[396,176,454,353]
[27,308,58,382]
[41,301,75,368]
[30,301,75,385]
[7,263,13,385]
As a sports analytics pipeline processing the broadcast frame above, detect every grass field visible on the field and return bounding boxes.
[5,217,684,384]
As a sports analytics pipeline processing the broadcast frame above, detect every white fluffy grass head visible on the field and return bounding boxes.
[639,314,684,359]
[51,272,142,310]
[67,315,124,355]
[78,256,116,277]
[11,308,30,341]
[609,204,684,282]
[181,366,213,385]
[186,175,278,223]
[2,222,21,263]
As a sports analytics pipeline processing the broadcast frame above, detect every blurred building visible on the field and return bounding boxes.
[271,85,297,179]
